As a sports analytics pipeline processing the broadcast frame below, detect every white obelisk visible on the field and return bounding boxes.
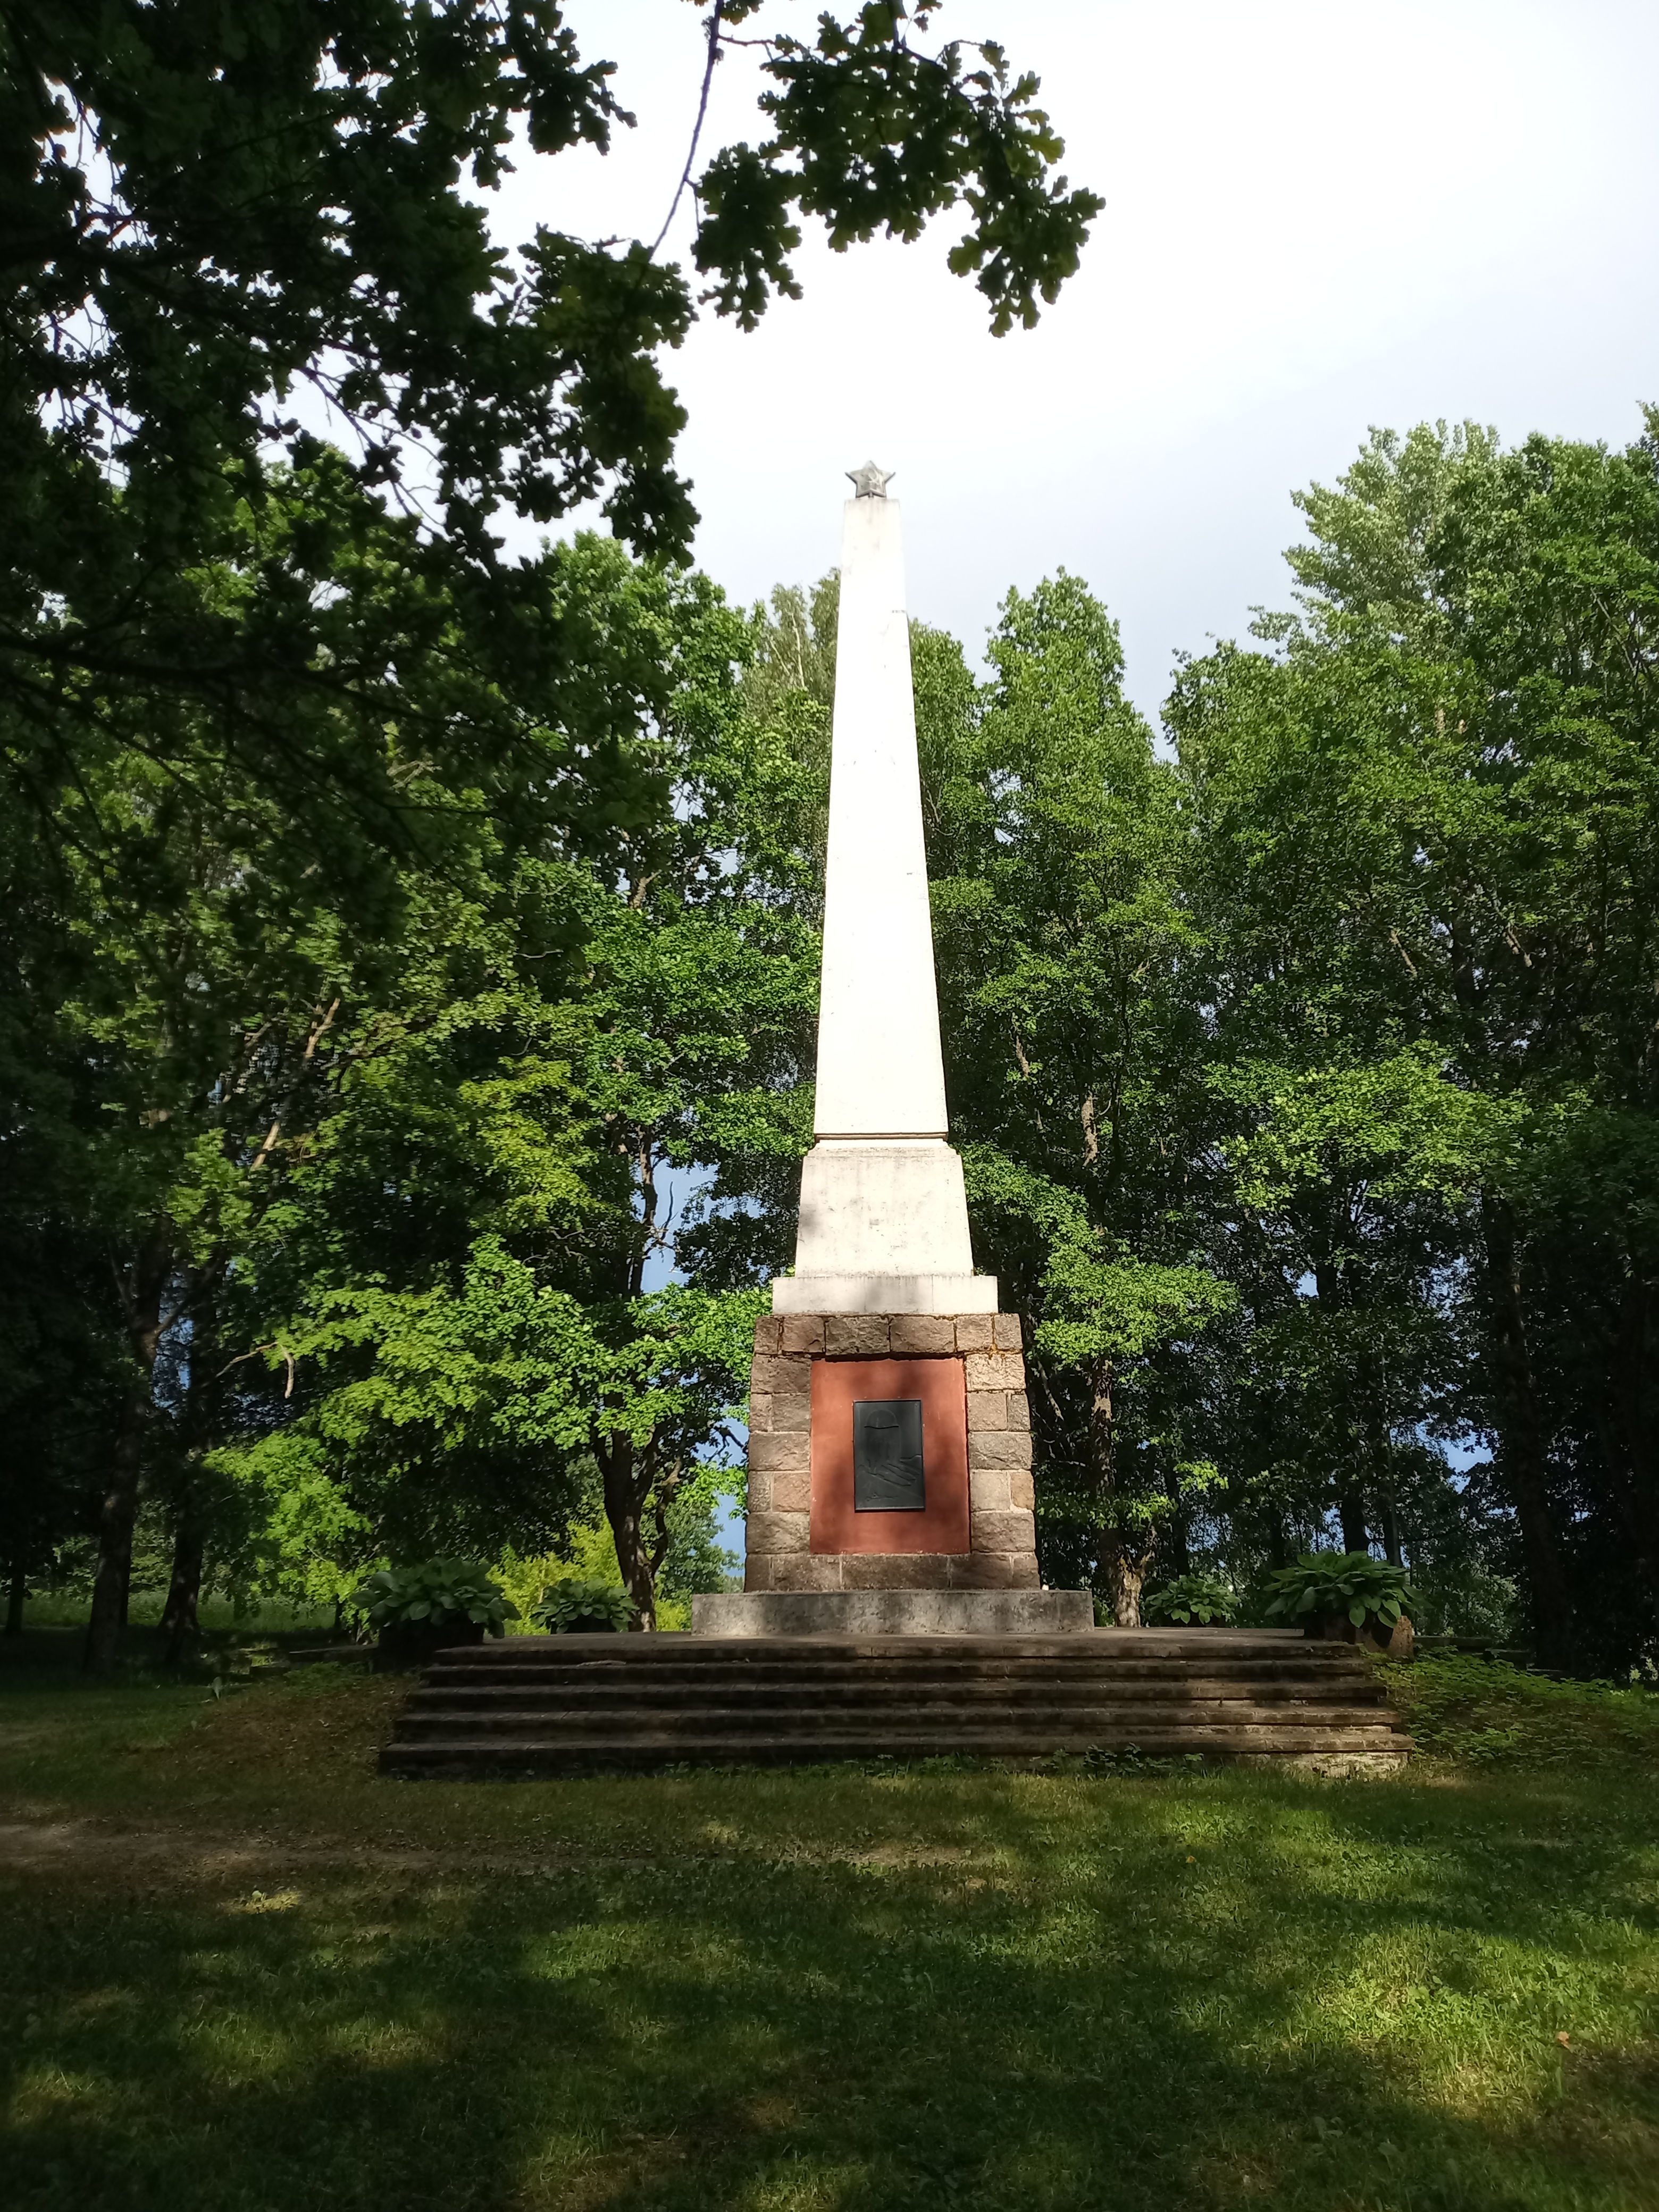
[772,466,997,1316]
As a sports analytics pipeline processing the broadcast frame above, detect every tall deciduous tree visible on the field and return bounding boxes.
[1170,415,1659,1669]
[3,0,1100,858]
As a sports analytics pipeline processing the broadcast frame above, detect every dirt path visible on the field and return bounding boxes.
[0,1817,554,1880]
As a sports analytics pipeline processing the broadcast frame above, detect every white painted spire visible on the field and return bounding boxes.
[812,485,948,1139]
[773,474,996,1316]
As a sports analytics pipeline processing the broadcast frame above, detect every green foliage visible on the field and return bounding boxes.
[1143,1573,1238,1626]
[1263,1552,1411,1630]
[348,1558,517,1635]
[530,1578,638,1633]
[1382,1654,1659,1767]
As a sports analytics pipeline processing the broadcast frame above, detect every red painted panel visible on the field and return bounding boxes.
[809,1356,970,1555]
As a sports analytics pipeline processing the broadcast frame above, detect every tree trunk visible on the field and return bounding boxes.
[1083,1354,1155,1626]
[1379,1494,1404,1569]
[1337,1489,1369,1556]
[160,1284,221,1666]
[5,1552,24,1636]
[598,1435,658,1631]
[160,1509,205,1664]
[1601,1262,1659,1577]
[86,1378,147,1673]
[85,1218,172,1676]
[1479,1191,1574,1667]
[1110,1541,1151,1629]
[1313,1256,1368,1555]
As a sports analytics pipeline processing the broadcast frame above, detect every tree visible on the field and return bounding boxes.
[3,0,1101,857]
[207,531,818,1629]
[1168,415,1659,1669]
[918,573,1230,1622]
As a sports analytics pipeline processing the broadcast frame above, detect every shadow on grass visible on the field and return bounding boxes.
[4,1754,1657,2212]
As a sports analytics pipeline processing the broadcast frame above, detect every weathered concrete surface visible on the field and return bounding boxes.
[690,1589,1094,1637]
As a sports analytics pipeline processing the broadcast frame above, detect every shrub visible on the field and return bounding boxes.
[349,1559,518,1637]
[531,1578,638,1633]
[1264,1552,1410,1630]
[1144,1572,1237,1626]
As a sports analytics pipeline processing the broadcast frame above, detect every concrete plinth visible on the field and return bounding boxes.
[691,1590,1093,1637]
[780,1139,994,1316]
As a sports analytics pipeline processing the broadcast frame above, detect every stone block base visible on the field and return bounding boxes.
[691,1590,1094,1637]
[745,1309,1040,1598]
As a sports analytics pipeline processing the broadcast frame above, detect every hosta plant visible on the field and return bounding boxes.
[350,1559,518,1637]
[1144,1573,1238,1626]
[1264,1552,1410,1631]
[531,1579,638,1633]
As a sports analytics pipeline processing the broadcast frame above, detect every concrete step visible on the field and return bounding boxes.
[402,1678,1390,1717]
[381,1722,1409,1777]
[432,1632,1360,1667]
[391,1700,1400,1740]
[417,1656,1379,1690]
[379,1631,1409,1777]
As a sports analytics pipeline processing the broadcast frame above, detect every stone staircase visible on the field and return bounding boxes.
[379,1628,1409,1777]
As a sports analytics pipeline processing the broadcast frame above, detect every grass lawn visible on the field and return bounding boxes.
[2,1636,1656,2211]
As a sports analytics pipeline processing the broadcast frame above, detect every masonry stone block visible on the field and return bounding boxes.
[964,1350,1024,1393]
[769,1467,811,1515]
[745,1471,773,1515]
[966,1390,1008,1431]
[753,1315,783,1356]
[888,1314,957,1357]
[747,1510,809,1556]
[826,1313,891,1358]
[748,1430,809,1476]
[969,1467,1012,1513]
[770,1392,811,1432]
[952,1313,995,1353]
[969,1508,1037,1555]
[1007,1390,1031,1432]
[761,1551,844,1593]
[1010,1467,1035,1512]
[779,1316,826,1355]
[949,1547,1040,1590]
[993,1312,1024,1351]
[747,1393,773,1435]
[840,1550,954,1590]
[968,1428,1033,1472]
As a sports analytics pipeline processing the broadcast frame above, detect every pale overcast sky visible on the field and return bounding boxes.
[499,0,1659,725]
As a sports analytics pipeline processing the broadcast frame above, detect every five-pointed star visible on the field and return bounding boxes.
[847,460,894,498]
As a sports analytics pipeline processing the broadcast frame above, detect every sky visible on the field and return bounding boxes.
[489,0,1659,726]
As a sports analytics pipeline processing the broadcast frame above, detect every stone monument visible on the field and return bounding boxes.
[693,468,1091,1637]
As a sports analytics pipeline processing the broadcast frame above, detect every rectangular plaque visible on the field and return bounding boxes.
[853,1398,925,1512]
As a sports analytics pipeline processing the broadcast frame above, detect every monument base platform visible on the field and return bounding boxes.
[378,1630,1412,1777]
[690,1589,1093,1637]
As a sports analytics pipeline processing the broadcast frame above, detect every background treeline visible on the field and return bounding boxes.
[6,416,1658,1674]
[1,0,1102,1665]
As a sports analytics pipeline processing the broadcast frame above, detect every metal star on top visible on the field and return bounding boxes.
[847,460,894,499]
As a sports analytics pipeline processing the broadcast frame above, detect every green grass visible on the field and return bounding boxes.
[2,1641,1656,2212]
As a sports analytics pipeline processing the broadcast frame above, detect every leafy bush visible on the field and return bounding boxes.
[531,1578,637,1633]
[1144,1573,1237,1626]
[1263,1551,1410,1630]
[349,1559,518,1637]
